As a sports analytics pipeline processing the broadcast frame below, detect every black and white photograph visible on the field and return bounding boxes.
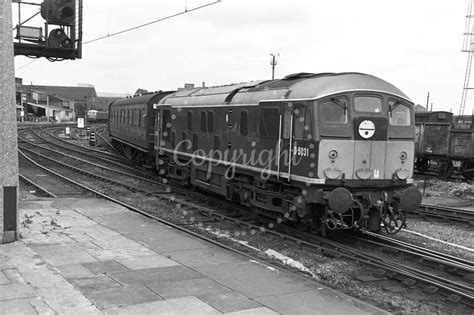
[1,0,473,314]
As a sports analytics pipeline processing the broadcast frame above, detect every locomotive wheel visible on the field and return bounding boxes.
[438,161,453,180]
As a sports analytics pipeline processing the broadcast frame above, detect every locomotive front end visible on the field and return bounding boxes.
[315,93,422,234]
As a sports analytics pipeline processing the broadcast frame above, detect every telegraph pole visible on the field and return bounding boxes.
[1,0,19,243]
[270,53,279,80]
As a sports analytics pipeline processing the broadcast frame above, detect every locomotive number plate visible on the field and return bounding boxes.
[294,146,309,157]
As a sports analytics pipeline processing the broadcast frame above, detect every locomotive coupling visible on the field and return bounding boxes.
[328,187,353,213]
[399,186,422,212]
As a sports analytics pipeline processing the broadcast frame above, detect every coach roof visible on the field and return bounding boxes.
[110,93,162,107]
[159,72,411,107]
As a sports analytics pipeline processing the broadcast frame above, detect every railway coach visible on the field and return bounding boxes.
[108,92,172,165]
[153,72,422,235]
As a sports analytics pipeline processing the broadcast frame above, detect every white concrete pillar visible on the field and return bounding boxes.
[0,0,19,243]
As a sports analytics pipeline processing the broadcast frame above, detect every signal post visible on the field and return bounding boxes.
[0,0,82,243]
[1,0,19,243]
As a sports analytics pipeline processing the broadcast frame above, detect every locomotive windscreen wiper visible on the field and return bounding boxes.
[330,98,347,115]
[389,101,400,117]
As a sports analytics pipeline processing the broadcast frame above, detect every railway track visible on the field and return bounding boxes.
[18,128,159,182]
[19,151,93,198]
[406,203,474,225]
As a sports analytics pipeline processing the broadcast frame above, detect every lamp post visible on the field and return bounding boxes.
[270,53,279,80]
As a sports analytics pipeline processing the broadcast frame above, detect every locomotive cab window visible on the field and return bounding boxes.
[354,96,382,113]
[320,98,348,124]
[389,100,411,126]
[259,108,280,138]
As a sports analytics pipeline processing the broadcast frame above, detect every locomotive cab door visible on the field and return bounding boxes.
[258,102,294,181]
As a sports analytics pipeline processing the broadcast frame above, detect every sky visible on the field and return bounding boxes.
[12,0,473,114]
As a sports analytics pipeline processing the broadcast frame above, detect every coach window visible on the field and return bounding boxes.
[240,111,248,136]
[320,98,348,124]
[201,111,207,132]
[388,100,410,126]
[293,107,306,139]
[193,133,198,151]
[259,108,280,138]
[187,111,192,130]
[208,111,214,132]
[131,110,135,126]
[354,95,382,113]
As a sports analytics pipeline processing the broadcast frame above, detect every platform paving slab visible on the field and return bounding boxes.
[81,284,163,310]
[110,265,205,286]
[192,291,263,313]
[146,277,235,299]
[28,243,99,266]
[70,274,122,292]
[163,247,245,267]
[224,307,280,315]
[0,282,37,300]
[115,254,179,270]
[196,260,317,298]
[56,263,95,278]
[0,297,54,315]
[104,296,222,315]
[82,260,130,275]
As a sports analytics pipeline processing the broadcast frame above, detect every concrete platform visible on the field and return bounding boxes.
[0,197,389,314]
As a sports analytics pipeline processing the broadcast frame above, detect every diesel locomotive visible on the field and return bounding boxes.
[109,72,422,235]
[87,110,109,123]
